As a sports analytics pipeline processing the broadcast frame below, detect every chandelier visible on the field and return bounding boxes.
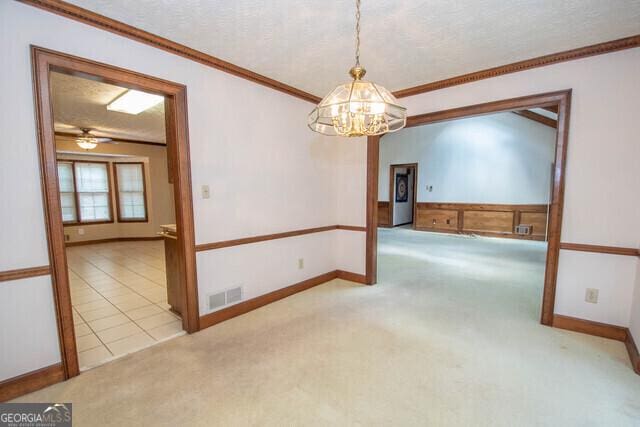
[308,0,406,137]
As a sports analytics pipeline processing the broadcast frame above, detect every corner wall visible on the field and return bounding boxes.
[0,1,362,381]
[396,48,640,326]
[379,113,557,204]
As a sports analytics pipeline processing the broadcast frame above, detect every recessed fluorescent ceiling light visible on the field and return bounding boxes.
[107,90,164,115]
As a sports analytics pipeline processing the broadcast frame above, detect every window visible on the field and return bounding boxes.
[57,160,112,224]
[74,162,112,222]
[114,162,148,222]
[57,162,77,223]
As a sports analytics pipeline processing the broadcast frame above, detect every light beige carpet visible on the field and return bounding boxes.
[14,228,640,426]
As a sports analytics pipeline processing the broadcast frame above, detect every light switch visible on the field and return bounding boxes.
[201,185,210,199]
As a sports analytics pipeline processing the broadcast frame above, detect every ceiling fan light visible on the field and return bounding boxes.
[107,89,164,115]
[76,139,98,150]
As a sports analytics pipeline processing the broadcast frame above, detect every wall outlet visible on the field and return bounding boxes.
[585,288,599,304]
[298,258,304,269]
[64,234,70,242]
[78,228,85,235]
[201,185,210,199]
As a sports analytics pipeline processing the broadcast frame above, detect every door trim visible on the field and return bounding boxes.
[366,90,572,326]
[388,163,418,228]
[31,46,200,379]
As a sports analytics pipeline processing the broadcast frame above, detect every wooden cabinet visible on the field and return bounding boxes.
[160,224,182,315]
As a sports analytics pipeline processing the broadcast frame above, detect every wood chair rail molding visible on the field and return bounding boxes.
[31,46,200,383]
[0,265,51,283]
[393,35,640,98]
[367,90,572,326]
[559,242,640,257]
[19,0,320,103]
[195,225,366,252]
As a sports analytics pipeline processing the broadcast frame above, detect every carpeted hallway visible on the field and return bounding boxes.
[13,228,640,425]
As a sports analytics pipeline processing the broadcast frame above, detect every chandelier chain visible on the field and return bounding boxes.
[355,0,361,67]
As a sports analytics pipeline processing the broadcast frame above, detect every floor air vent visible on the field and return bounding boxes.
[208,287,243,310]
[226,287,242,304]
[208,292,226,310]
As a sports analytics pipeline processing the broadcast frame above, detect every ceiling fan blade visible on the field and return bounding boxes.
[95,138,115,143]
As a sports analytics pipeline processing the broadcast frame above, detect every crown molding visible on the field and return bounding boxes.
[393,35,640,98]
[19,0,322,104]
[20,1,639,105]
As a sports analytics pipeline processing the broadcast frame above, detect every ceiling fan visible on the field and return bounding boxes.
[74,128,117,150]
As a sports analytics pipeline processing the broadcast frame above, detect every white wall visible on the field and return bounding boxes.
[0,2,364,381]
[379,113,557,204]
[392,167,415,225]
[345,48,640,327]
[397,48,640,327]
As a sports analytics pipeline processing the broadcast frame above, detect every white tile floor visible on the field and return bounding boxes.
[67,240,185,370]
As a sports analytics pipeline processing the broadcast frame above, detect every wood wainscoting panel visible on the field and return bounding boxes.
[520,211,548,238]
[415,207,459,231]
[414,202,548,241]
[463,210,514,234]
[377,202,390,227]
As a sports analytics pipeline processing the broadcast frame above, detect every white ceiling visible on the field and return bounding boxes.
[51,72,166,142]
[66,0,640,97]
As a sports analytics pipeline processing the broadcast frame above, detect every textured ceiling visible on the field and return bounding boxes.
[51,72,166,143]
[66,0,640,97]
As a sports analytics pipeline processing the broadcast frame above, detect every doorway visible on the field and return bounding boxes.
[388,163,417,228]
[365,90,571,326]
[31,47,199,379]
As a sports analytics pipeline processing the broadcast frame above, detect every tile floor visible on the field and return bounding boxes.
[67,240,184,370]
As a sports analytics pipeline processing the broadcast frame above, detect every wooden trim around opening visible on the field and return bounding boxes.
[0,363,65,402]
[19,0,320,104]
[393,35,640,98]
[0,265,51,283]
[31,46,200,385]
[388,164,418,228]
[559,243,640,257]
[195,225,366,252]
[199,269,364,329]
[367,90,572,326]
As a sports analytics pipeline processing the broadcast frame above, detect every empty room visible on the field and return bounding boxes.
[1,1,639,426]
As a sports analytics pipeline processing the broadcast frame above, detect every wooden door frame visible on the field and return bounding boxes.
[388,163,418,227]
[366,90,572,326]
[31,46,200,379]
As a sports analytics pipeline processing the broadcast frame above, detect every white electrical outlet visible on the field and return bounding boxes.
[201,185,210,199]
[78,228,85,235]
[585,288,599,304]
[298,258,304,269]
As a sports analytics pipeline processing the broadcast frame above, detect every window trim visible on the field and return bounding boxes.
[57,159,114,225]
[113,161,149,223]
[57,161,78,225]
